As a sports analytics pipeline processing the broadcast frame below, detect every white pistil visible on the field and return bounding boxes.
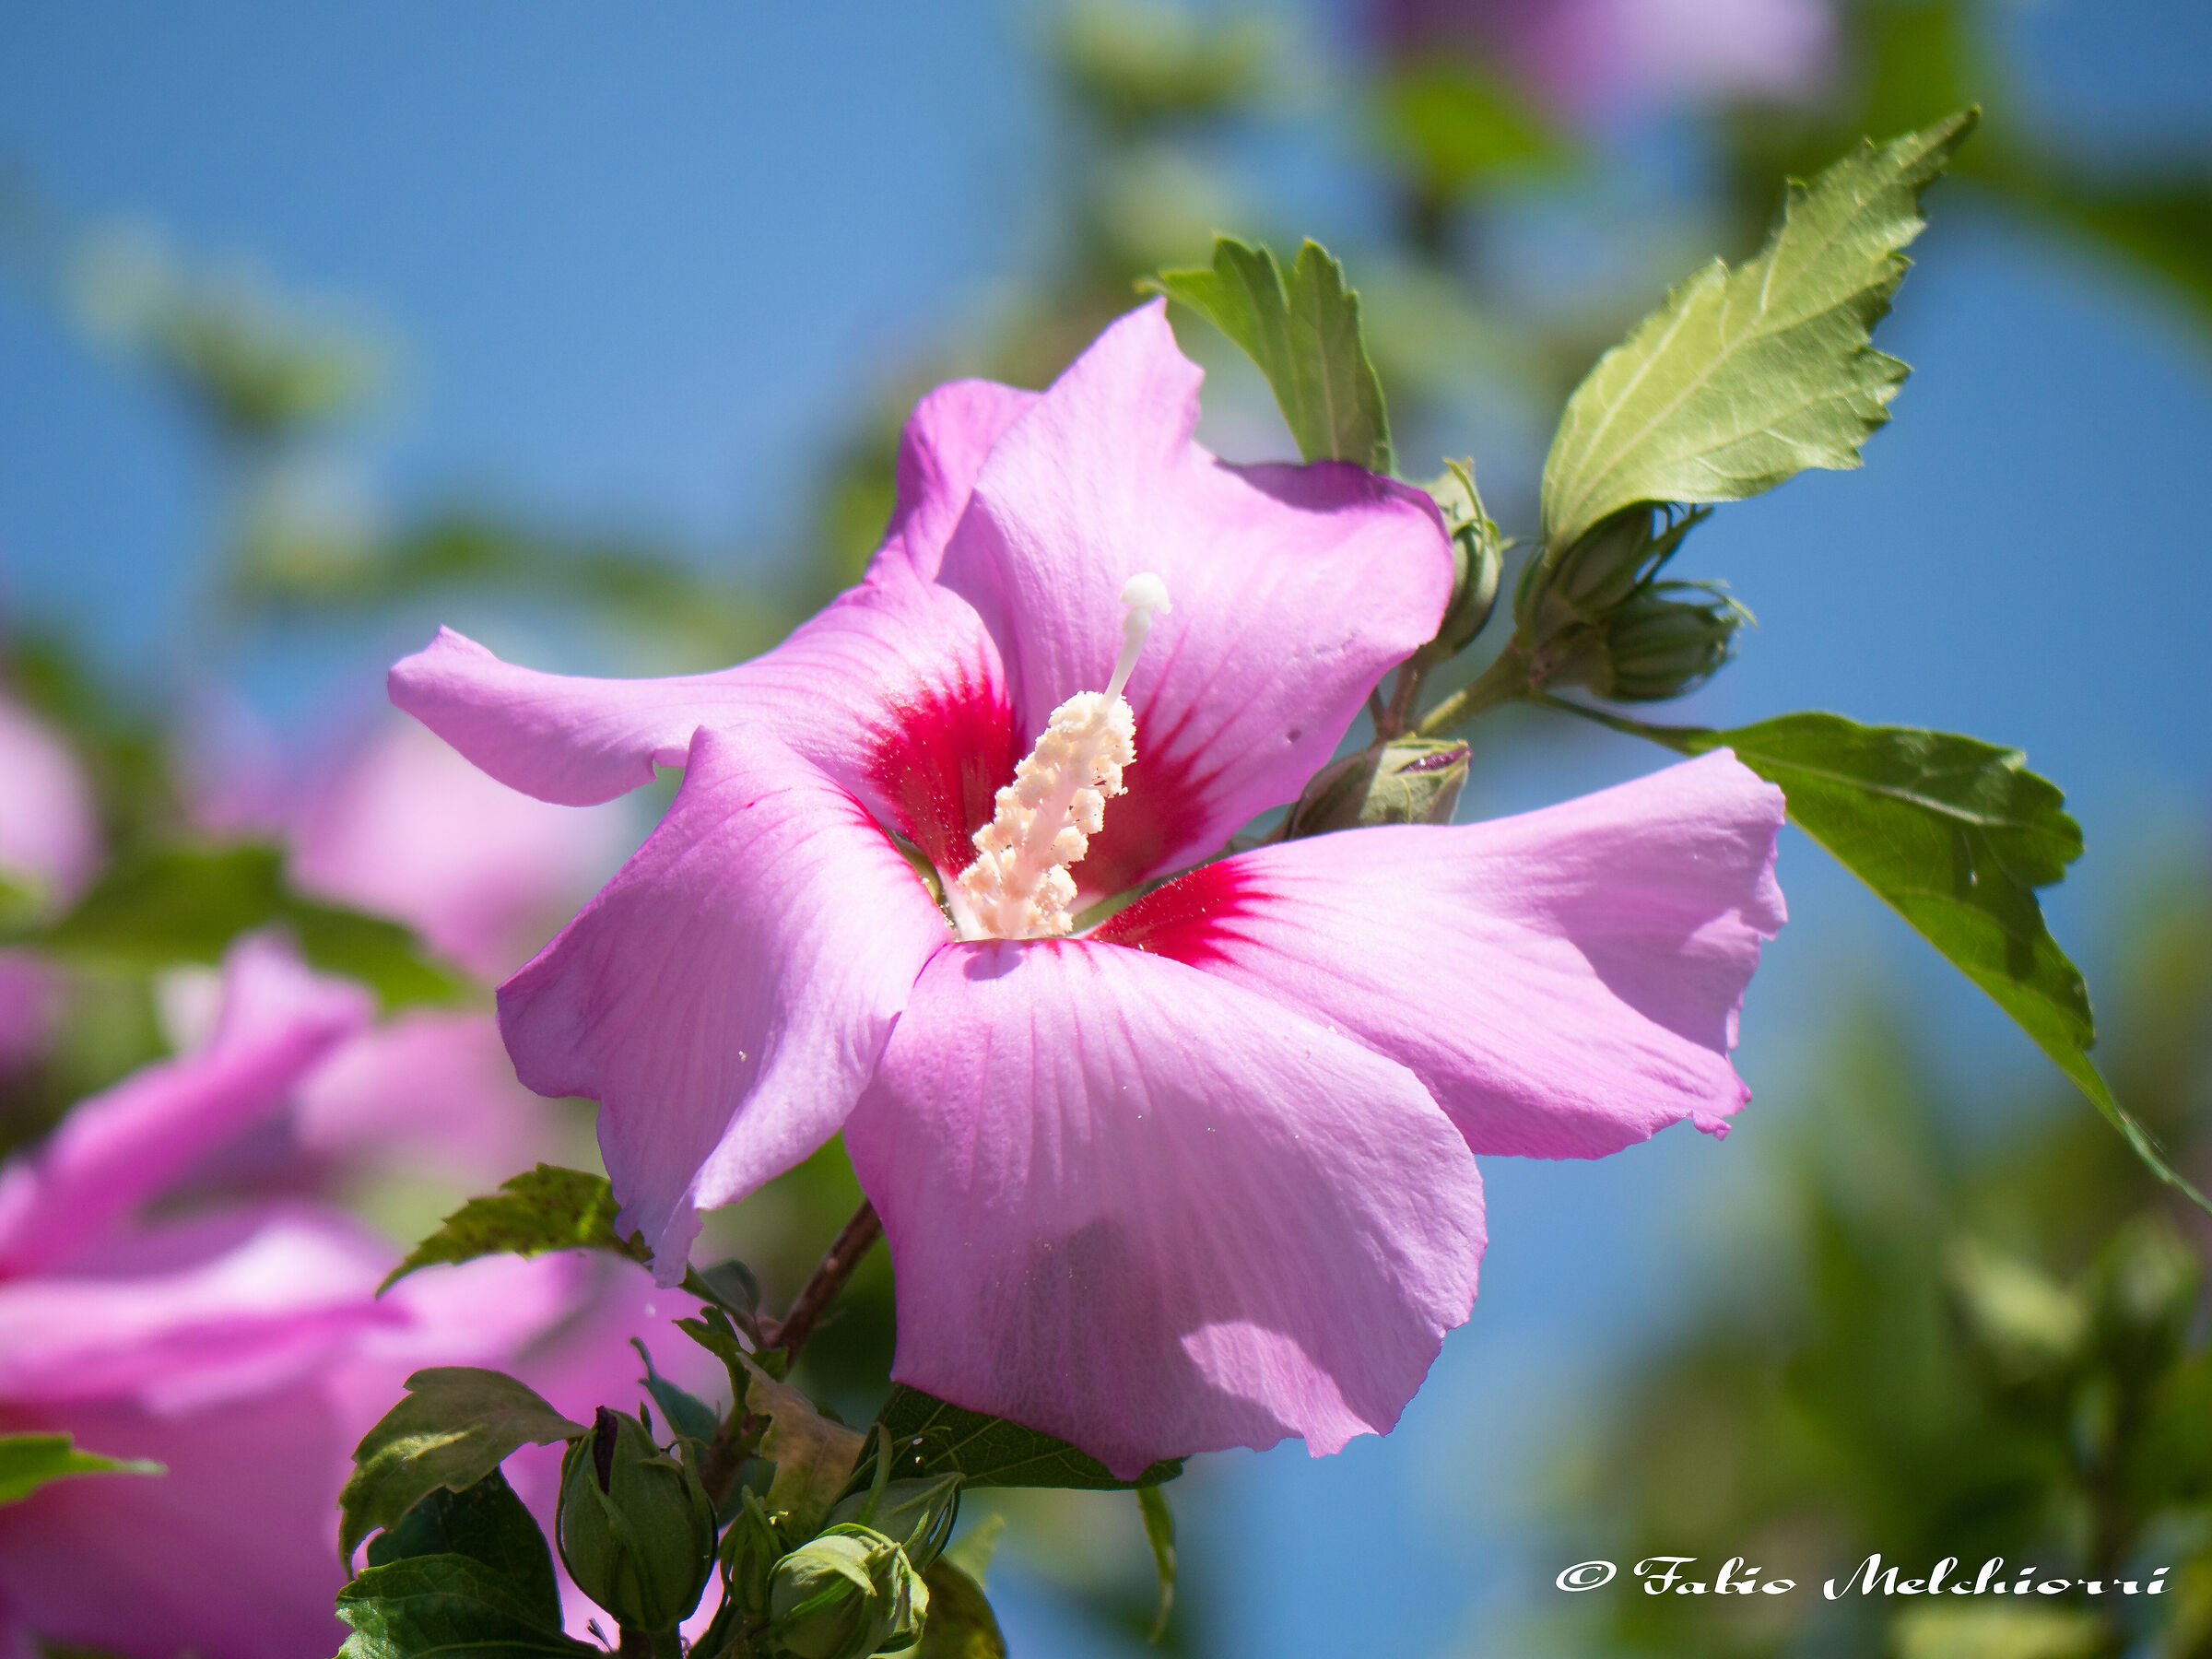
[952,573,1171,941]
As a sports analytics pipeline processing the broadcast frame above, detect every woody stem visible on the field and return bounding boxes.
[759,1199,882,1364]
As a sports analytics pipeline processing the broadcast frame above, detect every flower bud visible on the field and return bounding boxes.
[1420,459,1505,661]
[720,1488,784,1624]
[1286,737,1470,839]
[1546,582,1750,703]
[767,1524,928,1659]
[825,1474,962,1571]
[557,1406,717,1635]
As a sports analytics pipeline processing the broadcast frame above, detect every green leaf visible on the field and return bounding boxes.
[0,1433,162,1507]
[940,1513,1006,1589]
[872,1385,1182,1490]
[631,1338,721,1446]
[365,1470,562,1631]
[335,1553,599,1659]
[1375,61,1565,196]
[1540,112,1976,549]
[29,842,468,1009]
[735,1349,866,1536]
[1136,1483,1176,1642]
[1550,702,2209,1211]
[916,1557,1007,1659]
[339,1368,587,1564]
[382,1165,641,1293]
[1145,236,1392,472]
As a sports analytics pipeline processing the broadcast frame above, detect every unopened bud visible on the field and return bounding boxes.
[1547,582,1749,703]
[825,1474,962,1573]
[719,1488,784,1623]
[557,1406,717,1635]
[767,1524,927,1659]
[1286,737,1470,839]
[1421,460,1504,661]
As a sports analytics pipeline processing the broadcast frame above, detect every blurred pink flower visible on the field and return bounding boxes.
[0,937,716,1659]
[0,696,100,1073]
[290,714,631,982]
[392,303,1786,1477]
[1375,0,1836,124]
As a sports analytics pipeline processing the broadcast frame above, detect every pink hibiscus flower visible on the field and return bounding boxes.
[0,938,718,1659]
[391,301,1786,1477]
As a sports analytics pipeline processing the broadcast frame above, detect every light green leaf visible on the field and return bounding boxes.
[1136,1483,1177,1642]
[916,1556,1008,1659]
[1550,702,2208,1212]
[1146,236,1392,472]
[29,842,469,1009]
[940,1513,1006,1589]
[381,1165,641,1293]
[674,1323,866,1539]
[0,1433,162,1507]
[364,1470,562,1631]
[1541,112,1976,549]
[871,1385,1182,1490]
[335,1553,598,1659]
[339,1368,587,1564]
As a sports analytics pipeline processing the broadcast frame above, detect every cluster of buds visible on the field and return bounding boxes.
[1513,503,1749,702]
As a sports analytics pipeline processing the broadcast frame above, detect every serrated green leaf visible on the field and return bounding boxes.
[381,1165,641,1293]
[335,1553,598,1659]
[365,1470,561,1631]
[339,1369,587,1564]
[0,1433,162,1507]
[1146,236,1392,472]
[872,1386,1182,1490]
[916,1557,1007,1659]
[1541,112,1976,548]
[1554,703,2209,1212]
[1136,1483,1176,1642]
[27,842,468,1010]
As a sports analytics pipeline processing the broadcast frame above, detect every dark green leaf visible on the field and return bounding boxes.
[872,1386,1182,1490]
[335,1554,598,1659]
[382,1165,641,1294]
[29,842,468,1009]
[1146,236,1392,472]
[917,1557,1007,1659]
[1136,1483,1176,1642]
[339,1368,587,1564]
[1552,702,2208,1211]
[631,1338,721,1446]
[0,1433,162,1507]
[1541,112,1975,548]
[365,1470,561,1630]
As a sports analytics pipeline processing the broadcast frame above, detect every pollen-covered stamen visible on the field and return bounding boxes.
[952,573,1172,940]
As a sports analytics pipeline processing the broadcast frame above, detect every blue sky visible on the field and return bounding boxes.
[3,3,2209,1655]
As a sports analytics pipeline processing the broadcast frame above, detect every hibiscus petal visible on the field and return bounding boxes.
[877,377,1041,582]
[0,938,371,1277]
[1094,750,1787,1156]
[935,300,1456,899]
[843,939,1484,1477]
[499,725,952,1282]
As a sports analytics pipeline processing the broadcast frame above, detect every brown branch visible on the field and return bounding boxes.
[758,1199,881,1364]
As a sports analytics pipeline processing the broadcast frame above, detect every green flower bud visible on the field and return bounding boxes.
[1547,582,1750,703]
[824,1475,962,1571]
[720,1488,784,1624]
[1285,737,1470,839]
[767,1524,927,1659]
[1420,460,1505,662]
[557,1406,717,1635]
